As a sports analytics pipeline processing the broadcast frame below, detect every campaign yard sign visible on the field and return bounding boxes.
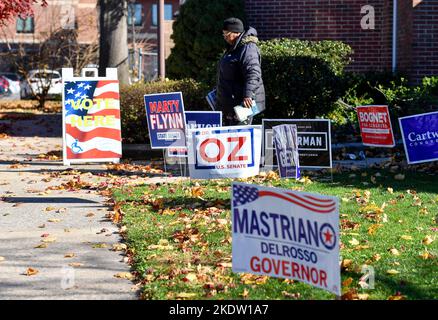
[168,111,222,158]
[144,92,186,149]
[232,183,340,295]
[187,125,262,179]
[62,68,122,165]
[272,124,300,179]
[262,119,332,168]
[399,111,438,164]
[356,105,395,147]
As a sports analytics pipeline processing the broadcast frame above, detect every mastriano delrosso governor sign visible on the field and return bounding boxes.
[232,183,340,295]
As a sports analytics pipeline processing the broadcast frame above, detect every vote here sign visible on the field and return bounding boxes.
[144,92,186,149]
[187,126,262,179]
[232,183,340,295]
[356,105,395,147]
[62,68,122,165]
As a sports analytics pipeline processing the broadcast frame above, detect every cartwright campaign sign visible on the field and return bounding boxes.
[399,111,438,164]
[144,92,186,149]
[232,183,340,295]
[62,68,122,165]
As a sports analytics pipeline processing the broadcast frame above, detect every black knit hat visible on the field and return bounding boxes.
[223,17,244,33]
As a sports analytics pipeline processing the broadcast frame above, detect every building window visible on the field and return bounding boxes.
[16,17,34,33]
[128,3,143,26]
[151,4,173,26]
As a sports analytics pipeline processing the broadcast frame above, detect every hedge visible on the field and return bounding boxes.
[120,79,208,144]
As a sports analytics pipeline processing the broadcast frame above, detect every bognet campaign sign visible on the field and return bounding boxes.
[272,124,300,179]
[144,92,186,149]
[356,105,395,147]
[187,126,262,179]
[62,68,122,165]
[232,183,340,295]
[263,119,332,168]
[168,111,222,158]
[399,111,438,164]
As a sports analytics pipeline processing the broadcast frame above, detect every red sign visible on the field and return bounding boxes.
[356,105,395,147]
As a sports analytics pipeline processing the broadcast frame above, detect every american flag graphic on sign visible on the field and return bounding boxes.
[64,80,122,160]
[233,184,336,213]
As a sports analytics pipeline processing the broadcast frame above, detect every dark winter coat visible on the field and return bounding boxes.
[216,27,265,119]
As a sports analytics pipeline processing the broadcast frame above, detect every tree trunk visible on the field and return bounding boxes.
[98,0,130,84]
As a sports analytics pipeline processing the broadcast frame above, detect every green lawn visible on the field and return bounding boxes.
[112,169,437,300]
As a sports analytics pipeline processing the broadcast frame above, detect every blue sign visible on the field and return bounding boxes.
[273,124,300,179]
[399,111,438,164]
[185,111,222,129]
[144,92,186,149]
[168,111,222,158]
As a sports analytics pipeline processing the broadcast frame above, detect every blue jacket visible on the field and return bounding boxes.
[216,27,266,115]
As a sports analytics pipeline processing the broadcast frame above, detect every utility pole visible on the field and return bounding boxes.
[158,0,165,80]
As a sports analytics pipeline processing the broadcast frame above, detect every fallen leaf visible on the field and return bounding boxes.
[388,294,407,300]
[386,269,400,275]
[92,243,107,249]
[114,272,134,280]
[342,277,353,287]
[112,243,127,251]
[387,187,394,194]
[389,248,400,256]
[68,263,84,267]
[419,250,435,260]
[422,235,434,245]
[341,259,353,271]
[175,292,197,299]
[85,212,95,217]
[64,253,75,258]
[400,235,413,241]
[45,206,56,212]
[0,256,5,262]
[25,268,39,276]
[241,289,250,299]
[357,293,369,300]
[282,291,300,299]
[182,273,197,283]
[348,238,360,246]
[47,218,61,223]
[34,243,48,249]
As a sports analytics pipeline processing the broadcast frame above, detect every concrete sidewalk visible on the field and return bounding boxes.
[0,118,138,299]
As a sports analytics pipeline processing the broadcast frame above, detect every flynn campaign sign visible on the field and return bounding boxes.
[62,68,122,165]
[187,126,262,179]
[263,119,332,168]
[168,111,222,158]
[356,105,395,147]
[399,111,438,164]
[232,183,340,295]
[144,92,186,149]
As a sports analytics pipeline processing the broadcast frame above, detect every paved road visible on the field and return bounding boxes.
[0,115,138,300]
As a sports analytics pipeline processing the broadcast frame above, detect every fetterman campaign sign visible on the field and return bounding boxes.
[144,92,186,149]
[263,119,332,168]
[187,126,262,179]
[232,183,340,295]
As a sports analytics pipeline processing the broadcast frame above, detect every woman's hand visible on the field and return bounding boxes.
[243,97,253,108]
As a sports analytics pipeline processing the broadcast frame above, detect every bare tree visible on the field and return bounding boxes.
[0,5,99,109]
[98,0,129,84]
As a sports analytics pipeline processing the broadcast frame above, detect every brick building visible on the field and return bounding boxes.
[245,0,438,83]
[0,0,181,80]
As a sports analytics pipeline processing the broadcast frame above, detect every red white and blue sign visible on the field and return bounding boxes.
[168,111,222,158]
[144,92,186,149]
[62,68,122,165]
[232,183,340,295]
[399,111,438,164]
[187,126,262,179]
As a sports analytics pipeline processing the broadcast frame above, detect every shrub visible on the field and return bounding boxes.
[258,39,353,119]
[120,79,208,144]
[166,0,245,86]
